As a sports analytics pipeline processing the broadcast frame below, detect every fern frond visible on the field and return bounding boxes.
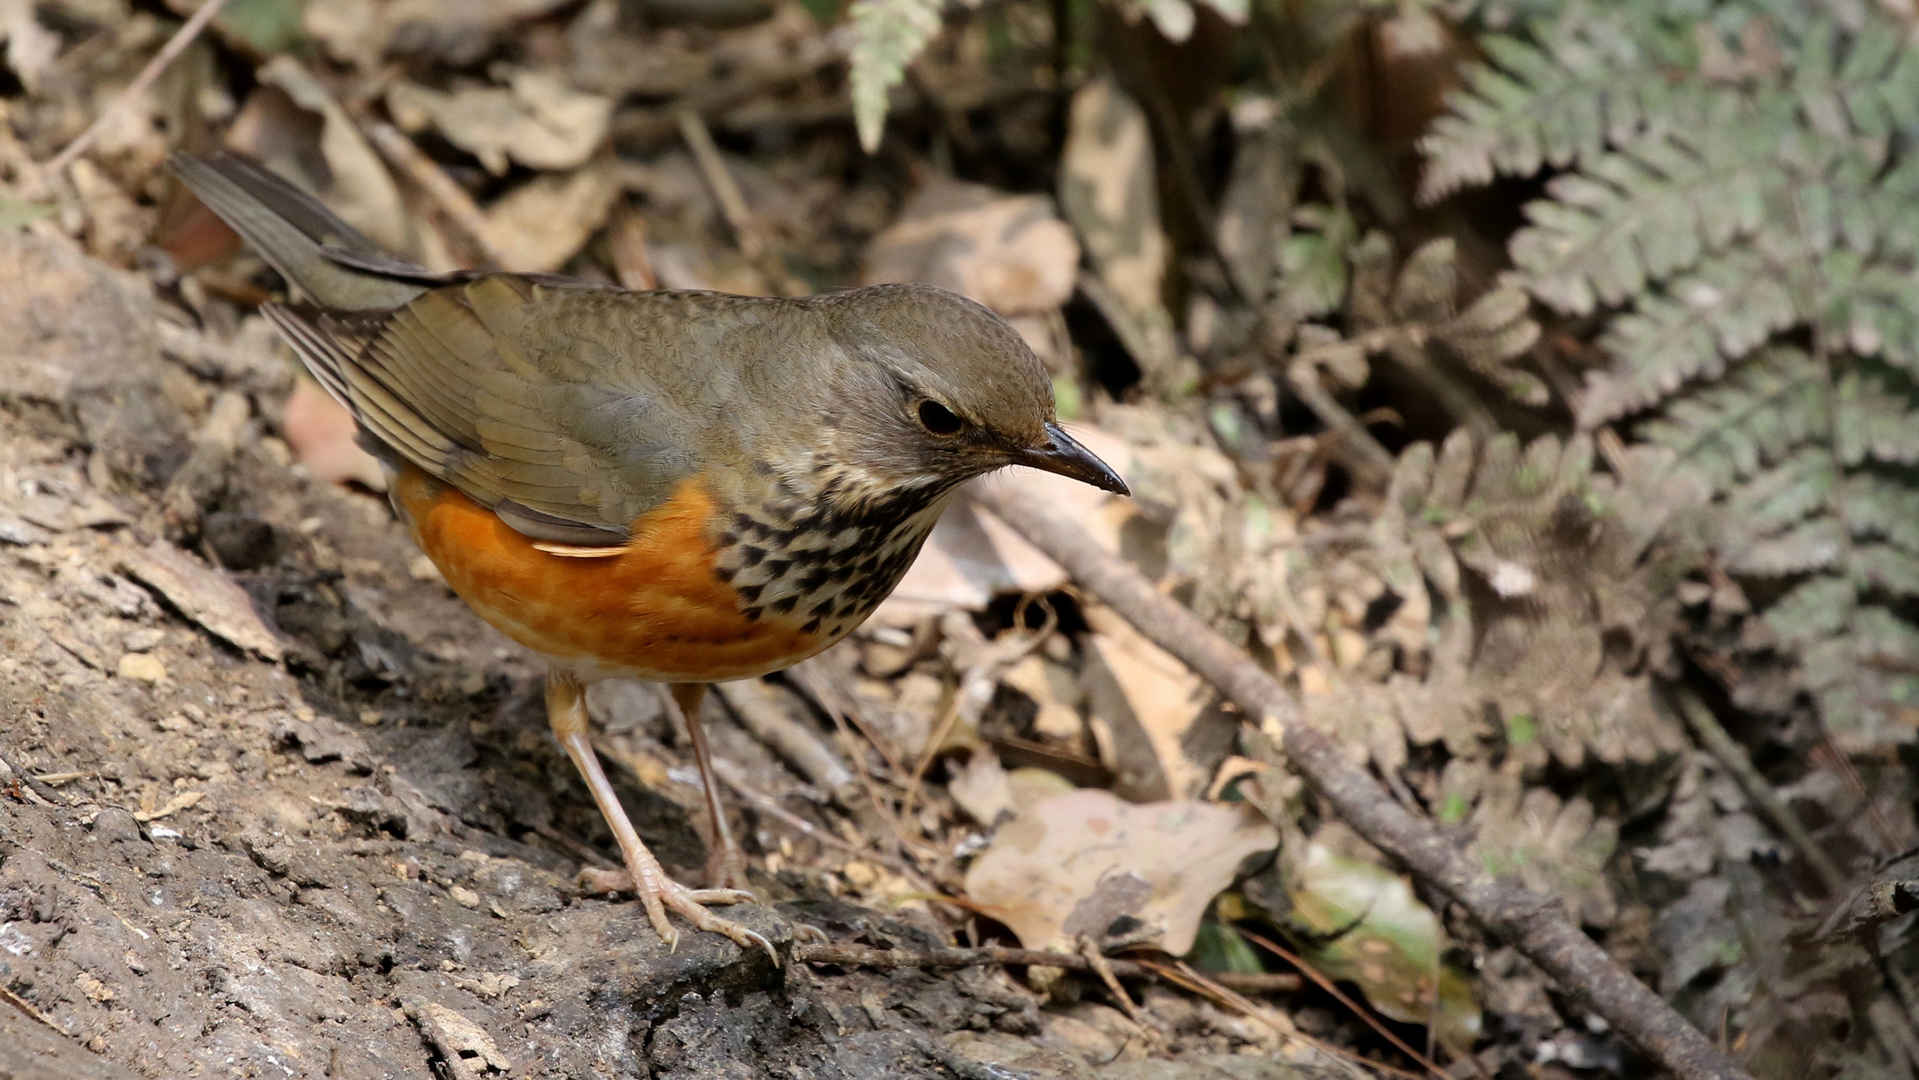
[1842,474,1919,544]
[1508,107,1778,316]
[1579,250,1799,424]
[1835,368,1919,465]
[1634,348,1828,490]
[1345,431,1692,771]
[1418,7,1706,202]
[1430,6,1919,746]
[847,0,944,153]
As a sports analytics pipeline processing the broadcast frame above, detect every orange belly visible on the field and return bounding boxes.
[392,466,828,681]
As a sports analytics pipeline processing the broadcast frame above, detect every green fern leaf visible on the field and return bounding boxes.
[847,0,944,154]
[1418,8,1705,203]
[1580,250,1799,424]
[1635,348,1828,489]
[1853,545,1919,595]
[1842,474,1919,544]
[1430,3,1919,746]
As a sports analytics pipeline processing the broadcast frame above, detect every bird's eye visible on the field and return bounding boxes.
[915,399,965,436]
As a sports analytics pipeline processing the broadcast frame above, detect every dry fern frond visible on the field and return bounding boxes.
[1297,431,1697,772]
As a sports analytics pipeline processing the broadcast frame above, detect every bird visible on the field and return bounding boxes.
[169,151,1128,963]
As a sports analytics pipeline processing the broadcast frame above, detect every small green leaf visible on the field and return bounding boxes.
[1285,841,1483,1051]
[798,0,842,22]
[1505,712,1538,746]
[1186,917,1265,974]
[216,0,305,55]
[0,198,53,230]
[1052,375,1083,422]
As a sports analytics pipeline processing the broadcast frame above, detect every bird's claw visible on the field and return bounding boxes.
[575,865,777,964]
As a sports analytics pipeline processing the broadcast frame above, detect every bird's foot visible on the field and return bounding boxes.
[575,865,774,964]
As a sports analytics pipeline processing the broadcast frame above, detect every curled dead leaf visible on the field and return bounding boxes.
[962,788,1276,955]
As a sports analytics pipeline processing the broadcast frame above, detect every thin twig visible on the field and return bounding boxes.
[1240,928,1448,1079]
[1672,687,1848,895]
[1078,935,1157,1036]
[1142,958,1428,1080]
[0,984,67,1037]
[715,680,855,796]
[967,485,1753,1080]
[365,122,507,268]
[1285,357,1397,486]
[675,107,762,260]
[792,940,1298,994]
[708,755,931,889]
[45,0,234,176]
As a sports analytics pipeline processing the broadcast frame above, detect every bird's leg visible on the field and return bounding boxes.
[546,671,775,963]
[667,682,749,891]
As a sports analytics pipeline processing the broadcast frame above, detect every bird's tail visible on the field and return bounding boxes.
[168,151,437,314]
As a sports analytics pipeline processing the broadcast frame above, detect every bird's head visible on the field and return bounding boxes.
[811,283,1128,511]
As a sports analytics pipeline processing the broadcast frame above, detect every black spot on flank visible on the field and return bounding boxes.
[732,513,757,535]
[771,595,799,616]
[739,545,766,566]
[752,460,775,476]
[764,558,793,579]
[740,605,763,622]
[718,530,739,548]
[735,582,766,603]
[712,564,736,584]
[800,618,821,635]
[796,569,831,594]
[809,597,836,618]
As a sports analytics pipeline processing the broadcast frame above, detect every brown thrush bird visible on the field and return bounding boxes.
[171,152,1128,961]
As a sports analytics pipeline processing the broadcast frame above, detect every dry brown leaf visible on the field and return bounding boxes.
[864,177,1079,317]
[243,57,413,255]
[1080,605,1222,802]
[963,788,1276,955]
[387,0,577,64]
[1058,78,1181,384]
[480,161,619,273]
[301,0,385,69]
[1060,78,1164,316]
[117,540,285,661]
[948,749,1014,827]
[1,0,62,95]
[1001,654,1085,742]
[387,68,612,176]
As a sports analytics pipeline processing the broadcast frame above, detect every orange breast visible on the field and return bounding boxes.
[392,466,827,681]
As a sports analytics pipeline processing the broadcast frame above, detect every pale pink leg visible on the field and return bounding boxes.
[547,672,775,963]
[668,682,749,890]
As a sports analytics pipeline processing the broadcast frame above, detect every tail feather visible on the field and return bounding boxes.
[169,152,432,314]
[259,304,355,407]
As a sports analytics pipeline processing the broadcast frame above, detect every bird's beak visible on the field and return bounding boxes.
[1016,422,1130,496]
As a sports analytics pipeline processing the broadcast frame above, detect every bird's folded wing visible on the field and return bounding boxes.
[280,275,764,547]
